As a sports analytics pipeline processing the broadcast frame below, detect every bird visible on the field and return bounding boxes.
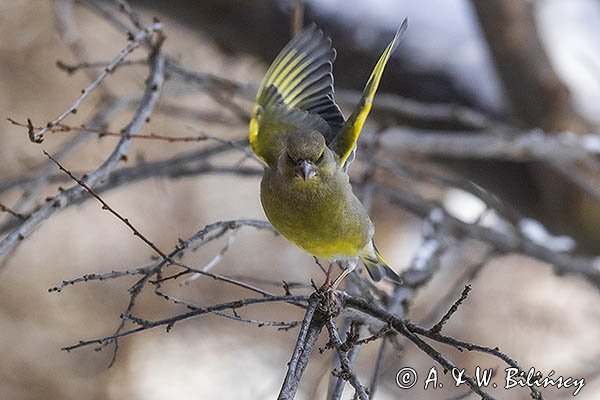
[249,20,407,285]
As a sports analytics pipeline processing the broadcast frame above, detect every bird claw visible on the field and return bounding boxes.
[316,283,342,318]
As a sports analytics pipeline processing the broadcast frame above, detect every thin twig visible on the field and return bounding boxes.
[1,99,129,232]
[56,58,147,74]
[278,293,326,400]
[63,295,308,352]
[0,35,166,265]
[430,285,472,335]
[25,21,162,143]
[8,118,251,145]
[44,151,167,258]
[344,294,497,400]
[113,0,145,31]
[368,337,388,398]
[183,229,238,283]
[0,202,27,221]
[325,319,369,400]
[50,219,274,295]
[152,287,300,329]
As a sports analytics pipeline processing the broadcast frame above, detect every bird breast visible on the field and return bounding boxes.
[260,168,373,259]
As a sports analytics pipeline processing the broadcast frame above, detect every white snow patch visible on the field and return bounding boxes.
[412,238,441,271]
[429,207,445,224]
[581,134,600,153]
[519,219,576,253]
[443,189,487,224]
[594,257,600,272]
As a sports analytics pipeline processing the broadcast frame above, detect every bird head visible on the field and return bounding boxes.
[279,130,334,182]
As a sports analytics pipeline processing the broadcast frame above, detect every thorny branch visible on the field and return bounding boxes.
[2,1,598,399]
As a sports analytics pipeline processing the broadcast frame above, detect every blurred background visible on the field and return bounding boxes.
[1,0,599,399]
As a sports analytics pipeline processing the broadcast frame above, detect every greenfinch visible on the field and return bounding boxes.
[250,21,407,283]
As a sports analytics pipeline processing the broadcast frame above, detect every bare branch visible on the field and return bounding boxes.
[337,89,505,131]
[375,184,600,288]
[419,250,496,328]
[49,219,274,293]
[4,4,595,399]
[0,202,27,221]
[344,294,498,400]
[325,319,369,400]
[367,337,388,398]
[2,99,130,232]
[381,128,600,162]
[326,320,367,400]
[429,284,472,335]
[152,287,300,329]
[44,151,168,258]
[470,0,590,133]
[55,58,147,74]
[0,35,166,265]
[278,292,328,400]
[8,118,257,165]
[53,0,99,83]
[0,156,261,237]
[63,295,308,352]
[25,21,163,143]
[113,0,146,32]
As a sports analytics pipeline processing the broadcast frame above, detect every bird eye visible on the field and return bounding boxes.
[287,153,295,164]
[316,151,325,163]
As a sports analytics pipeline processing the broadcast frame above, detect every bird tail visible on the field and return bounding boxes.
[360,243,402,283]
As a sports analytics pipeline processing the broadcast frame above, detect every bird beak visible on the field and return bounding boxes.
[295,160,317,180]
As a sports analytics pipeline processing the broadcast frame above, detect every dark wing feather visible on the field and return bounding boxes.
[249,24,345,165]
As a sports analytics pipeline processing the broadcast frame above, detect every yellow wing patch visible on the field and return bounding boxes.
[249,105,262,160]
[332,19,407,168]
[249,25,344,165]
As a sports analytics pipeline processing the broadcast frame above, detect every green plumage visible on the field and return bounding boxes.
[261,131,371,259]
[250,21,408,283]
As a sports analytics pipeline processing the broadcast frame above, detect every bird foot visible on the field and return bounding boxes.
[329,268,351,290]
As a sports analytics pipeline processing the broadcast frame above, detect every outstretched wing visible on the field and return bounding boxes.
[331,19,407,169]
[249,24,345,166]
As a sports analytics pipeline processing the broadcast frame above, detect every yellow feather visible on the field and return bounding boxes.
[272,52,303,88]
[264,50,296,88]
[279,60,310,98]
[249,106,263,162]
[334,20,407,167]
